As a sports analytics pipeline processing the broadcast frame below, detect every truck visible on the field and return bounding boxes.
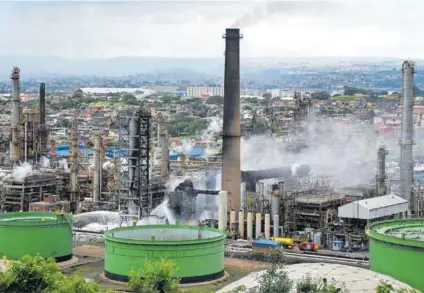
[299,241,319,252]
[270,237,295,249]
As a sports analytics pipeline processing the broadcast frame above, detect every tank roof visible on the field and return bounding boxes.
[366,219,424,248]
[0,212,72,227]
[105,224,225,245]
[217,263,414,293]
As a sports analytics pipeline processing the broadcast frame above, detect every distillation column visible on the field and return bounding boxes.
[400,61,415,212]
[376,146,388,197]
[93,134,102,202]
[222,28,242,213]
[39,83,47,157]
[50,140,57,168]
[10,67,21,166]
[158,117,169,178]
[69,121,79,212]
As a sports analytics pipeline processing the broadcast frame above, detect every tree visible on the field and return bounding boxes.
[0,255,117,293]
[52,275,112,293]
[128,258,180,293]
[122,93,138,104]
[0,255,64,293]
[206,95,224,105]
[56,117,71,128]
[247,248,293,293]
[72,89,83,100]
[312,91,331,101]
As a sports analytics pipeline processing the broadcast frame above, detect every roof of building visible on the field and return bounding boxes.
[217,263,414,293]
[338,194,409,220]
[357,194,407,210]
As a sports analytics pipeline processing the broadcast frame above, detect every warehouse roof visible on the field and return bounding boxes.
[357,194,407,210]
[338,194,408,220]
[217,263,413,293]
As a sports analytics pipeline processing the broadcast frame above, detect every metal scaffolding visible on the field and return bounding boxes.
[118,108,151,221]
[1,173,58,212]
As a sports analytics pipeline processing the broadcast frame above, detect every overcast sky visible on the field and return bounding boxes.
[0,0,423,59]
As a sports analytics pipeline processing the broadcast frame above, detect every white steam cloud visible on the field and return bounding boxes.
[201,117,222,140]
[241,118,382,188]
[40,156,50,168]
[59,159,68,170]
[232,0,338,28]
[201,117,222,155]
[8,162,34,181]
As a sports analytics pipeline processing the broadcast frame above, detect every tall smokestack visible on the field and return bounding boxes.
[376,145,387,196]
[10,67,21,166]
[39,83,47,157]
[400,60,415,212]
[222,28,243,212]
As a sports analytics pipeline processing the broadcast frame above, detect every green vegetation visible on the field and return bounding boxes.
[122,93,138,105]
[375,281,420,293]
[296,275,348,293]
[311,91,331,100]
[0,255,117,293]
[331,95,358,101]
[2,255,421,293]
[205,96,224,105]
[23,99,40,108]
[168,116,208,137]
[343,86,372,96]
[318,106,353,116]
[128,259,179,293]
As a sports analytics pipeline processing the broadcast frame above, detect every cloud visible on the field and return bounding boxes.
[0,0,423,59]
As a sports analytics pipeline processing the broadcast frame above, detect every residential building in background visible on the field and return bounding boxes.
[187,86,224,98]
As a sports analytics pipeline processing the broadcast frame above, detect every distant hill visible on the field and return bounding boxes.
[0,55,419,80]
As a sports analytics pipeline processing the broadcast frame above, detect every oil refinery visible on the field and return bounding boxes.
[0,27,423,292]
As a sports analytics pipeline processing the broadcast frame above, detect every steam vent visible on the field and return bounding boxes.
[366,219,424,291]
[104,225,226,283]
[0,212,73,261]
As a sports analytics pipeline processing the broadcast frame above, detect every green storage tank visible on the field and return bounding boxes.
[366,218,424,291]
[0,211,73,261]
[104,225,226,283]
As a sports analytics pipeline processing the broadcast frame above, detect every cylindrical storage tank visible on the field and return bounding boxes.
[105,225,226,283]
[366,219,424,291]
[0,212,73,261]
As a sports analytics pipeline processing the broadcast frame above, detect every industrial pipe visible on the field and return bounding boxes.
[264,214,270,239]
[24,122,28,162]
[230,210,236,234]
[376,146,387,196]
[238,210,244,238]
[93,134,102,201]
[247,212,253,240]
[255,213,261,239]
[273,214,279,237]
[218,191,228,231]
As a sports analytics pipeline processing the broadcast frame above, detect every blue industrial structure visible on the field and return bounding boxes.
[50,145,207,161]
